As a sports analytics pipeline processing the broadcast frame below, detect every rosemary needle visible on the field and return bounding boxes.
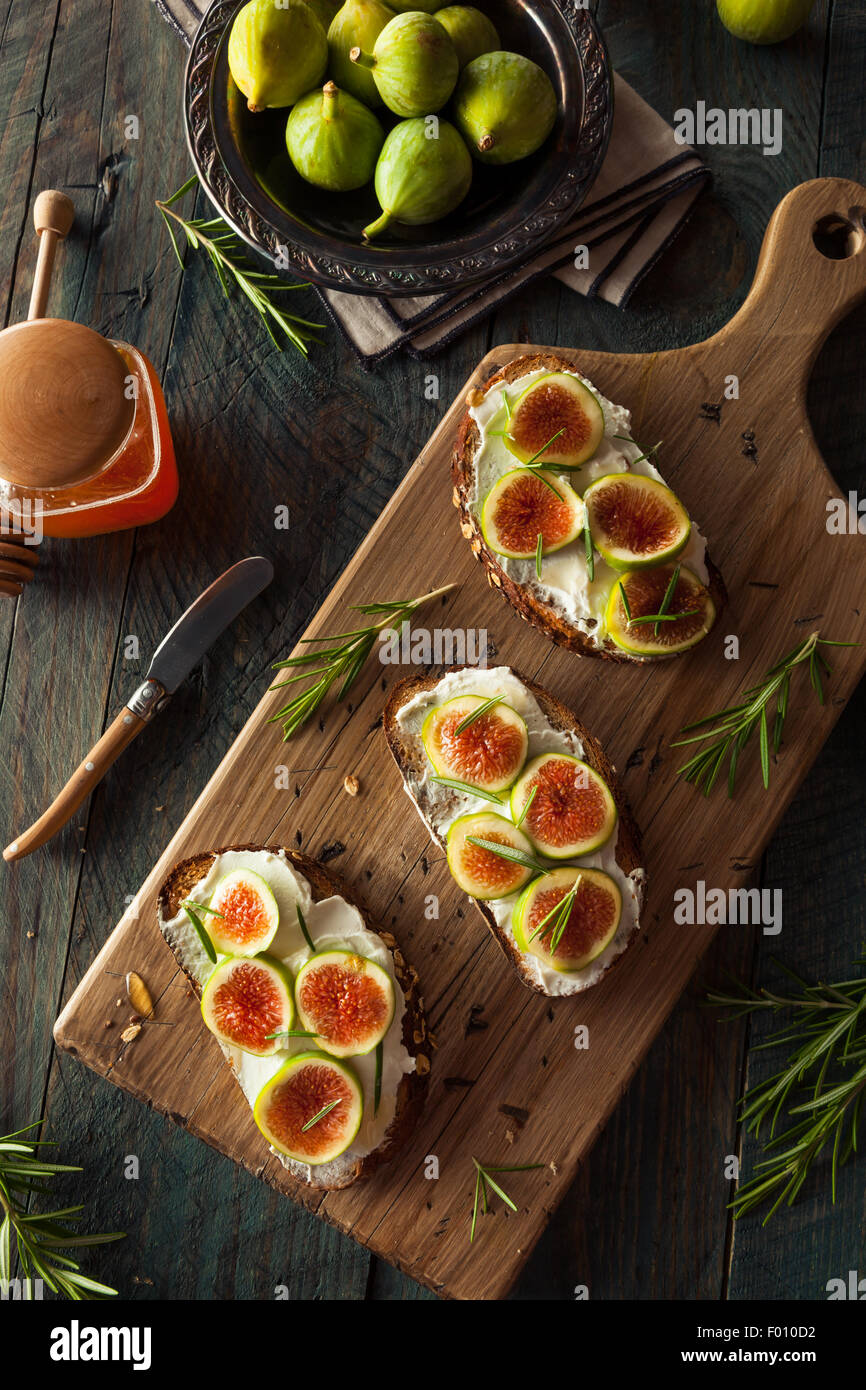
[156,175,323,356]
[270,583,456,740]
[469,1158,545,1242]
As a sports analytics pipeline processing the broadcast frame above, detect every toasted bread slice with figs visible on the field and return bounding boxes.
[383,669,646,996]
[452,351,727,663]
[157,843,430,1190]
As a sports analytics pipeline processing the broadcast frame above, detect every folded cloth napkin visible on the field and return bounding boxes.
[155,0,710,365]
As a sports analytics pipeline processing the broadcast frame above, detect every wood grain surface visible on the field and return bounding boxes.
[52,174,866,1298]
[2,0,865,1302]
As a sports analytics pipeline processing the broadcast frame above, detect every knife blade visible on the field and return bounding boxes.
[3,556,274,863]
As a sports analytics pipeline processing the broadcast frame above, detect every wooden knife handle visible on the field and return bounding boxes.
[3,680,168,863]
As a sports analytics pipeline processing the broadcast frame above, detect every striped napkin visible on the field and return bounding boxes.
[154,0,710,365]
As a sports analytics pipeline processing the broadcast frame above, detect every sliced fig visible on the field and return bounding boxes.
[505,373,604,469]
[481,469,583,560]
[422,694,528,793]
[207,869,280,956]
[254,1051,363,1165]
[294,950,395,1058]
[512,867,622,973]
[605,564,716,657]
[509,753,617,859]
[200,954,294,1057]
[446,811,535,899]
[584,472,690,570]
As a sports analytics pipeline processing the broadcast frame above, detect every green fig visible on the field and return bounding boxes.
[350,11,458,118]
[287,81,385,190]
[454,51,557,164]
[303,0,341,30]
[435,6,499,67]
[228,0,328,111]
[363,117,472,239]
[328,0,395,108]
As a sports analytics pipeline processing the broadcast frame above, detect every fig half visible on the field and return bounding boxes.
[446,812,535,898]
[605,564,716,657]
[254,1052,363,1165]
[294,950,395,1058]
[481,469,584,560]
[505,373,604,469]
[512,867,622,973]
[207,869,280,956]
[200,954,294,1057]
[584,472,690,570]
[510,753,617,859]
[422,694,528,793]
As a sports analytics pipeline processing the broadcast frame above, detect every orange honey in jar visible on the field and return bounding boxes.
[0,190,178,592]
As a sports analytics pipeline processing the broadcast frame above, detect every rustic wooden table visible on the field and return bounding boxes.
[1,0,863,1301]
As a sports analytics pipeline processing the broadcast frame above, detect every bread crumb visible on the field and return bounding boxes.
[120,1023,142,1043]
[416,1053,431,1075]
[343,774,360,796]
[466,387,484,407]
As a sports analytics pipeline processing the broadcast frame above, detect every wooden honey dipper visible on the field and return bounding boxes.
[0,190,134,597]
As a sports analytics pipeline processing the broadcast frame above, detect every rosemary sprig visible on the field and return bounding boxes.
[709,959,866,1222]
[673,632,856,797]
[270,584,456,740]
[296,904,316,953]
[374,1041,383,1117]
[264,1029,319,1041]
[583,512,594,582]
[0,1122,125,1299]
[465,837,546,873]
[302,1100,341,1133]
[429,776,503,805]
[613,435,663,467]
[156,176,323,356]
[523,427,566,470]
[616,565,698,632]
[527,875,581,954]
[469,1158,545,1242]
[513,784,537,830]
[183,904,217,964]
[455,695,502,734]
[535,532,544,580]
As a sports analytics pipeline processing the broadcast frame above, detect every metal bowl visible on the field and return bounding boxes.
[184,0,613,297]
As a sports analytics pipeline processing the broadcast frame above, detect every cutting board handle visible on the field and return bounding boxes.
[721,178,866,385]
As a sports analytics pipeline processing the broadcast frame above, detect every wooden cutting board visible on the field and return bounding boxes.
[54,178,866,1300]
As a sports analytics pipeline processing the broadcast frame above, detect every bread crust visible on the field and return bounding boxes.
[156,844,430,1190]
[383,667,646,996]
[451,351,727,662]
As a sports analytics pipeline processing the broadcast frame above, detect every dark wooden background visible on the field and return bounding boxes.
[1,0,863,1300]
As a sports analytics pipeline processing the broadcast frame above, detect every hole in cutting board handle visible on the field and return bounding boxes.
[812,211,866,260]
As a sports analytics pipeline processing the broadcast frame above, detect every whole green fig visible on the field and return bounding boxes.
[287,81,385,190]
[328,0,395,108]
[716,0,815,43]
[303,0,341,30]
[350,11,458,118]
[435,6,499,67]
[228,0,328,111]
[454,51,557,164]
[363,117,472,239]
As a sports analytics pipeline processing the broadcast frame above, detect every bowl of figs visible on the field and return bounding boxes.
[184,0,613,295]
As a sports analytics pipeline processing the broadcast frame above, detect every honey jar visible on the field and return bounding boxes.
[0,191,178,595]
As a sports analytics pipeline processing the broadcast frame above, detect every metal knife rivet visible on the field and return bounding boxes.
[85,761,95,772]
[123,714,133,724]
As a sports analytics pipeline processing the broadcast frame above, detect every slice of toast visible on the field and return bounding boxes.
[383,668,646,996]
[452,350,727,662]
[157,843,430,1190]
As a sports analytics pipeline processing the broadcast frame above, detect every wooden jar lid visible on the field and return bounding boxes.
[0,319,135,489]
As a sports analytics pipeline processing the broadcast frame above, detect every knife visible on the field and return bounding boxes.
[3,556,274,863]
